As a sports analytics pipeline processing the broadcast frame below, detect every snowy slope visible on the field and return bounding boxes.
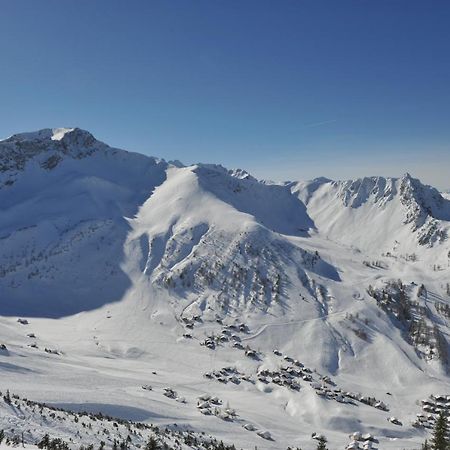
[292,175,450,253]
[0,128,168,316]
[1,129,450,449]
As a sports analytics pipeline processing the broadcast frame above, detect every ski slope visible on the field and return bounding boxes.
[1,128,450,449]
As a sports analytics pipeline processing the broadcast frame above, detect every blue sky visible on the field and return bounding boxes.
[0,1,449,188]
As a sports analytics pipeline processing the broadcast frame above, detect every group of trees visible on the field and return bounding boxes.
[4,389,450,450]
[0,433,236,450]
[0,428,330,450]
[367,279,412,322]
[368,280,450,365]
[363,260,384,268]
[1,388,244,450]
[37,434,70,450]
[437,301,450,319]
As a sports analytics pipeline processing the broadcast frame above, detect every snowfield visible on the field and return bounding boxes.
[1,128,450,449]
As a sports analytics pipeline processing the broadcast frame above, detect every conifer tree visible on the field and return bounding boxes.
[38,434,50,449]
[316,436,328,450]
[432,412,449,450]
[145,436,159,450]
[3,390,11,404]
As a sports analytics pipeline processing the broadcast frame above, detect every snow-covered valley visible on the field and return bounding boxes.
[1,128,450,449]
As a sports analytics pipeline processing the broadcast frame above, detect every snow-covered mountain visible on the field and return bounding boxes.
[1,128,450,449]
[0,128,168,316]
[292,174,450,250]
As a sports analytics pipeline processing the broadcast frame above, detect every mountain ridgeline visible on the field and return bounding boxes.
[2,128,450,449]
[1,128,449,318]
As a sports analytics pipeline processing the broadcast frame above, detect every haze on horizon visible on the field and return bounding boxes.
[0,1,449,189]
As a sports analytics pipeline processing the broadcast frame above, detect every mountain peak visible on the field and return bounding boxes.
[2,127,95,144]
[0,127,107,175]
[228,167,257,181]
[398,172,450,228]
[401,171,412,180]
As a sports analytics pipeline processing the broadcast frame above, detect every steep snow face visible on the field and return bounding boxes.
[194,164,314,236]
[293,174,450,252]
[399,173,450,227]
[0,129,325,319]
[125,164,335,320]
[0,129,168,316]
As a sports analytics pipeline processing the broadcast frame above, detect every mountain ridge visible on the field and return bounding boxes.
[1,127,450,449]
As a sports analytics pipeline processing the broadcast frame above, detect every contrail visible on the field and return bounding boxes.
[304,119,337,128]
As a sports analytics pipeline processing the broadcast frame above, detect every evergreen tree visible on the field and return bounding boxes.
[3,390,11,405]
[145,436,159,450]
[422,440,430,450]
[316,436,328,450]
[432,412,449,450]
[0,430,4,445]
[38,434,50,449]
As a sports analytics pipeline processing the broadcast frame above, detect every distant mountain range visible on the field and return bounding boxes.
[1,128,449,449]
